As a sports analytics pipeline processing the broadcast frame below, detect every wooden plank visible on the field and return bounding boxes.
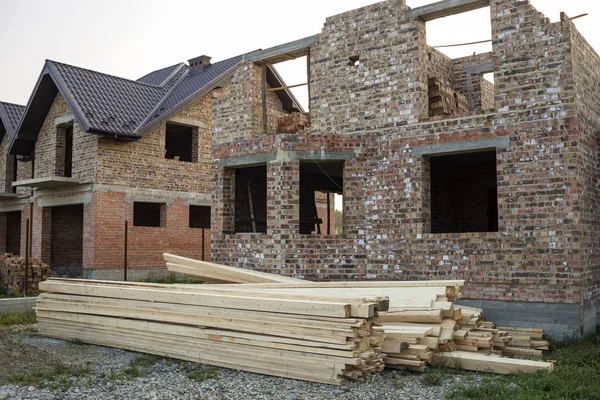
[38,281,354,318]
[245,35,319,64]
[379,309,444,324]
[431,351,554,374]
[163,254,303,283]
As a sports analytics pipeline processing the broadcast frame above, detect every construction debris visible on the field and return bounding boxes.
[34,255,554,385]
[0,254,51,296]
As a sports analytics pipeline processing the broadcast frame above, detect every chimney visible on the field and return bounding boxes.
[188,55,212,72]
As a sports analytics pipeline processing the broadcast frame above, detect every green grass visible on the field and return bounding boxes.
[3,363,92,391]
[447,333,600,400]
[165,358,218,382]
[0,312,37,327]
[102,354,163,382]
[138,272,204,285]
[422,366,446,386]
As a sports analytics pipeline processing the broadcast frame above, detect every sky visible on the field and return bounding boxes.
[0,0,599,110]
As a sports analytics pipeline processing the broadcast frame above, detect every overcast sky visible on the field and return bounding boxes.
[1,0,598,109]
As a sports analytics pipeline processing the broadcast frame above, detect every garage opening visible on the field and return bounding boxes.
[6,211,21,255]
[234,165,267,233]
[429,150,498,233]
[300,160,344,235]
[50,204,83,277]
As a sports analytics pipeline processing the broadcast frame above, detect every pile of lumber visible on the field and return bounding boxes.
[428,77,468,118]
[277,112,309,134]
[0,254,51,296]
[36,278,386,385]
[34,254,555,384]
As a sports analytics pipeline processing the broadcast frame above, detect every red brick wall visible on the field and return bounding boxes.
[89,191,211,274]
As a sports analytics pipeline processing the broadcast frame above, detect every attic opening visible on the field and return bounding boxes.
[419,4,494,117]
[261,59,309,135]
[234,165,267,234]
[165,123,198,163]
[428,150,498,234]
[300,160,344,235]
[57,124,73,177]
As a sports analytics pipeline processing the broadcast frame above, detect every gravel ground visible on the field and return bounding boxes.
[0,327,488,400]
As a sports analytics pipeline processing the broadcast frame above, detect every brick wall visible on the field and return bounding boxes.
[0,136,15,193]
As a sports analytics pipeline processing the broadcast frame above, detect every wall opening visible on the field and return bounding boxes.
[165,123,197,162]
[429,150,498,233]
[189,205,211,229]
[133,202,166,227]
[50,204,83,277]
[234,165,267,233]
[6,211,21,255]
[300,160,344,235]
[64,126,73,177]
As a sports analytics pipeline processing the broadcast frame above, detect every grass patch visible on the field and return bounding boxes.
[422,366,446,386]
[165,358,218,382]
[447,333,600,400]
[104,354,163,382]
[139,272,204,285]
[0,312,36,327]
[68,338,85,346]
[3,363,92,391]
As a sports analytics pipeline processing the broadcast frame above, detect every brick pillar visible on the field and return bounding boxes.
[31,202,51,264]
[267,160,300,237]
[19,204,31,257]
[82,201,95,274]
[214,168,235,234]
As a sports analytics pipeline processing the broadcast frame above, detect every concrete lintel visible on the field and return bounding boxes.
[455,298,594,339]
[37,192,93,208]
[245,35,319,64]
[12,177,88,190]
[218,153,277,168]
[184,198,212,207]
[94,184,210,202]
[167,117,207,129]
[0,197,29,213]
[54,115,74,126]
[406,0,490,21]
[412,136,509,157]
[276,150,355,162]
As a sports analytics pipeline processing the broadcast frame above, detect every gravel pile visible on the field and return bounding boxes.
[0,332,485,400]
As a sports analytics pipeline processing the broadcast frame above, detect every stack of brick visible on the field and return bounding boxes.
[428,77,469,117]
[0,254,51,296]
[277,112,309,134]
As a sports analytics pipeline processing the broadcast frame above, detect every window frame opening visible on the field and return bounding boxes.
[189,205,211,229]
[299,160,344,235]
[133,201,166,227]
[427,149,498,234]
[234,165,268,234]
[165,123,198,163]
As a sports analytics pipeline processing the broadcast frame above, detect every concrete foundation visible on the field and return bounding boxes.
[0,297,37,315]
[455,298,597,339]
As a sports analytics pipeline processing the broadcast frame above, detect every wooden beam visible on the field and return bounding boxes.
[406,0,489,22]
[266,83,308,92]
[245,35,319,64]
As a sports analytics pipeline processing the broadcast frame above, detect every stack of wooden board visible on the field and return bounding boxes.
[164,255,554,374]
[35,278,386,385]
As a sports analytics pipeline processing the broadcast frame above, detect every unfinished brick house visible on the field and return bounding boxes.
[209,0,600,336]
[5,54,304,279]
